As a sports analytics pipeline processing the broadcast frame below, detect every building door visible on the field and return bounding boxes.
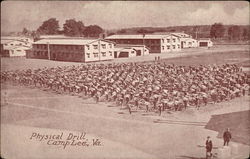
[181,41,184,48]
[199,42,208,47]
[136,50,141,56]
[119,52,129,58]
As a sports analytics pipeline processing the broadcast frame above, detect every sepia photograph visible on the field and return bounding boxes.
[1,1,249,159]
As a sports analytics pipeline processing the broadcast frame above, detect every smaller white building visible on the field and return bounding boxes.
[181,38,198,48]
[198,38,213,47]
[2,45,30,57]
[114,47,137,58]
[1,36,33,47]
[1,39,31,57]
[114,45,149,58]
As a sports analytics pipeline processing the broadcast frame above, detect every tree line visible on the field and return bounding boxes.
[210,23,249,40]
[22,18,104,40]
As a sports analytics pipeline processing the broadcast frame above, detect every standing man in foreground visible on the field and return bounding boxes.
[223,128,232,146]
[205,136,213,159]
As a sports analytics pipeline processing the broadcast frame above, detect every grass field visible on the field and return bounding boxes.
[1,45,250,159]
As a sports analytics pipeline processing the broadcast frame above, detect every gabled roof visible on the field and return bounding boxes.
[1,39,15,44]
[33,39,114,45]
[171,33,191,37]
[4,45,31,50]
[1,39,29,44]
[180,38,197,42]
[106,34,171,40]
[115,44,150,50]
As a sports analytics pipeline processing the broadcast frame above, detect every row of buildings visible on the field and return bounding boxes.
[1,32,213,62]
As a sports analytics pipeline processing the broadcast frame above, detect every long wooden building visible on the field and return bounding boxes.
[27,38,115,62]
[105,34,181,53]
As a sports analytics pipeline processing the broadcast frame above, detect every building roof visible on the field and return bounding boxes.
[198,38,212,42]
[180,38,197,42]
[4,45,31,50]
[171,33,191,37]
[115,44,150,49]
[39,35,69,39]
[106,34,171,40]
[33,39,113,45]
[1,39,31,44]
[1,39,15,44]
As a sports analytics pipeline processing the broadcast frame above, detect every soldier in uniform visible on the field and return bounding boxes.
[205,136,213,159]
[223,128,232,146]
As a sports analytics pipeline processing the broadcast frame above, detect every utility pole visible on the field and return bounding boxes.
[142,33,145,56]
[47,42,50,60]
[195,26,199,39]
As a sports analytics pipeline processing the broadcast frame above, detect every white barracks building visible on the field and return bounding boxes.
[28,38,115,62]
[105,34,181,53]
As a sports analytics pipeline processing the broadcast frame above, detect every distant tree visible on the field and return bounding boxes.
[31,31,40,42]
[210,23,225,39]
[137,29,148,34]
[37,18,60,35]
[83,25,103,37]
[107,32,115,36]
[117,29,127,34]
[228,25,241,40]
[242,28,249,40]
[22,27,29,36]
[63,19,85,37]
[137,28,154,34]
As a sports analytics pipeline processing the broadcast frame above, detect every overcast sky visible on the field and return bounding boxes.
[1,1,249,33]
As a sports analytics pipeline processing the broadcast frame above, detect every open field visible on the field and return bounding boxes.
[1,45,250,159]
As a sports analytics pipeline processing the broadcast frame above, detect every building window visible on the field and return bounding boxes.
[173,39,176,43]
[93,53,98,58]
[109,51,112,56]
[162,39,164,43]
[101,44,106,49]
[109,44,112,48]
[178,45,180,49]
[173,45,176,49]
[102,52,106,57]
[167,45,170,49]
[93,45,98,49]
[162,46,164,50]
[87,53,90,58]
[17,50,21,52]
[86,45,90,50]
[167,39,170,43]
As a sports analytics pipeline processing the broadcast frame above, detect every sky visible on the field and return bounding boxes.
[1,1,249,33]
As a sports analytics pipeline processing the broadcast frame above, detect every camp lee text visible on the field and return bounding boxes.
[30,132,102,149]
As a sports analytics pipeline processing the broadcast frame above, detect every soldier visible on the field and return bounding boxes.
[205,136,213,159]
[223,128,232,146]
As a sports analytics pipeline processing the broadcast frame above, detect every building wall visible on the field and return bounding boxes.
[108,39,161,53]
[198,40,213,47]
[132,46,149,56]
[181,39,198,48]
[9,49,26,57]
[31,44,85,62]
[161,36,181,53]
[0,44,10,57]
[84,41,114,62]
[30,40,114,62]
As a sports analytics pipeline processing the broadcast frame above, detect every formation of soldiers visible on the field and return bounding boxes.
[1,61,249,115]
